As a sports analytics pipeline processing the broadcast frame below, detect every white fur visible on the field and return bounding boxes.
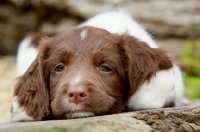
[62,97,82,111]
[16,36,38,76]
[11,100,33,122]
[67,112,94,119]
[80,29,88,40]
[62,97,94,119]
[80,11,186,110]
[127,66,184,110]
[80,11,158,48]
[70,73,82,86]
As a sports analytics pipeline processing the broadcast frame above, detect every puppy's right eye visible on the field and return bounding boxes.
[54,64,65,72]
[100,64,112,72]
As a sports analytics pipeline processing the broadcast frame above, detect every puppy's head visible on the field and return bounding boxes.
[14,26,172,120]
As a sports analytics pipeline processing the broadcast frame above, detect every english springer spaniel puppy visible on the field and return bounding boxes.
[11,11,186,122]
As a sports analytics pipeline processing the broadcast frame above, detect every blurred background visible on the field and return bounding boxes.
[0,0,200,122]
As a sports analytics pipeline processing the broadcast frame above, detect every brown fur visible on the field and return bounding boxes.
[30,33,46,48]
[14,26,173,120]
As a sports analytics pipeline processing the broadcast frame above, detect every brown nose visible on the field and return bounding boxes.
[67,86,87,105]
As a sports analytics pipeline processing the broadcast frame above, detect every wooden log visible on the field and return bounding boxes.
[0,102,200,132]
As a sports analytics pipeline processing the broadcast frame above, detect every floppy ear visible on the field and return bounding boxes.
[14,48,51,121]
[121,35,173,100]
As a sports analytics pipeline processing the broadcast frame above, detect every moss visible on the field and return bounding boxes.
[180,39,200,99]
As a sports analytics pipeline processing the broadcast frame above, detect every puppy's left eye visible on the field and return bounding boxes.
[100,64,112,72]
[55,64,65,72]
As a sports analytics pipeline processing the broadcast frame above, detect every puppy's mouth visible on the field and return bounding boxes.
[65,110,94,119]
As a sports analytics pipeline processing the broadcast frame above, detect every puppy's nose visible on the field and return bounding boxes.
[67,86,87,105]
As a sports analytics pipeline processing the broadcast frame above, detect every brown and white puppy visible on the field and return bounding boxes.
[11,11,186,122]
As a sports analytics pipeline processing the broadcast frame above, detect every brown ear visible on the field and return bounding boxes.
[14,54,50,121]
[121,35,173,101]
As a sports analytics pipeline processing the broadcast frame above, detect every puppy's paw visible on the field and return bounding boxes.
[10,100,33,122]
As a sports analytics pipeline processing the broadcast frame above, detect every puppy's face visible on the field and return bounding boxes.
[14,26,172,121]
[47,27,126,119]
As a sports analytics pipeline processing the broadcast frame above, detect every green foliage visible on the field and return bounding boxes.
[181,39,200,99]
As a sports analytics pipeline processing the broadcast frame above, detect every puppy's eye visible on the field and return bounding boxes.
[100,64,112,72]
[55,64,65,72]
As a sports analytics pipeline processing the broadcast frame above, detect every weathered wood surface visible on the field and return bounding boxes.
[0,102,200,132]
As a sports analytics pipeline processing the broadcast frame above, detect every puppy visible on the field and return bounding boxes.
[11,11,185,122]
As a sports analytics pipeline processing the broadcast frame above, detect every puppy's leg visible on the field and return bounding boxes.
[173,66,190,107]
[10,99,33,122]
[127,66,187,110]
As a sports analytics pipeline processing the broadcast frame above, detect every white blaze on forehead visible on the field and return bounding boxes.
[70,73,82,86]
[80,29,88,40]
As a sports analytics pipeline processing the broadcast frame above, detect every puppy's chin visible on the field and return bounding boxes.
[65,111,94,119]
